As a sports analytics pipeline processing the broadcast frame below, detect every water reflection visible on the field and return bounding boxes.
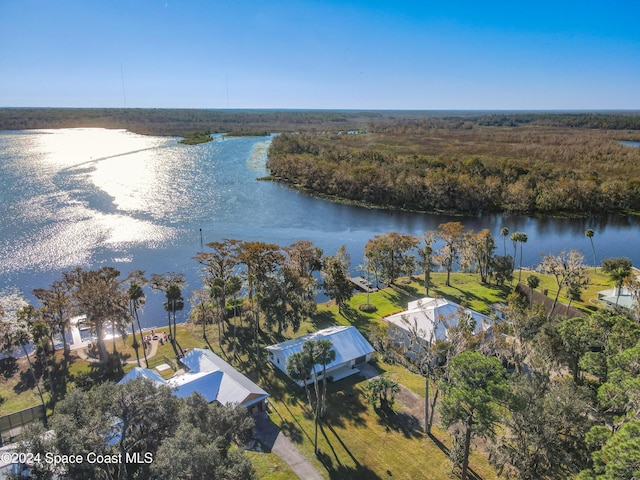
[1,128,640,328]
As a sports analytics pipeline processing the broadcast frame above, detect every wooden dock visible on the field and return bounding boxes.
[350,276,378,293]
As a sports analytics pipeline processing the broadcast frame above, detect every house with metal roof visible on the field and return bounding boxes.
[265,326,375,386]
[597,286,634,310]
[383,297,492,358]
[118,366,167,386]
[119,349,269,415]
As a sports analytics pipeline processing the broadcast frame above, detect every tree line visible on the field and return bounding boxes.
[16,379,256,480]
[267,119,640,216]
[367,249,640,478]
[4,220,640,479]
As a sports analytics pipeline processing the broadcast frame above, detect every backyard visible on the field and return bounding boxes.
[1,268,619,478]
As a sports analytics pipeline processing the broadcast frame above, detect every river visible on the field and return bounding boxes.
[1,128,639,328]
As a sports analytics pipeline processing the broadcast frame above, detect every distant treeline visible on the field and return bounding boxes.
[267,116,640,216]
[3,108,640,137]
[0,107,387,137]
[4,108,640,215]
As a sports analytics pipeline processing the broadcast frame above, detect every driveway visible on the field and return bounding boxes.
[253,412,324,480]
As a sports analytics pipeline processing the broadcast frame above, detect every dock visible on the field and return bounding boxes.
[350,276,378,293]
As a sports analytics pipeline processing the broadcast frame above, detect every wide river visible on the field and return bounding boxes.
[2,128,640,329]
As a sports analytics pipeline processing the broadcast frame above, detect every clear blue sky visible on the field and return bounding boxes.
[1,0,639,110]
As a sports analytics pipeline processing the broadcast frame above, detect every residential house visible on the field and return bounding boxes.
[383,297,492,359]
[265,326,375,386]
[119,348,269,415]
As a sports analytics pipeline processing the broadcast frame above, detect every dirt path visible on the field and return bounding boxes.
[75,338,160,365]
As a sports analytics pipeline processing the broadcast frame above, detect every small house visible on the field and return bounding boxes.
[265,326,375,386]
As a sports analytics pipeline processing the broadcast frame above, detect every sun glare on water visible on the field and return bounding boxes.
[0,129,181,273]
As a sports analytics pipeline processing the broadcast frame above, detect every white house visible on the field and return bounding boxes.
[119,349,269,415]
[265,326,375,386]
[118,366,167,387]
[383,297,492,358]
[597,286,635,310]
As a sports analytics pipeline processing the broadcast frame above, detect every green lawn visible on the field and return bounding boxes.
[1,268,621,478]
[245,450,299,480]
[260,360,499,480]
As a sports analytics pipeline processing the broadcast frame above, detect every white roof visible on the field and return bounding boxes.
[118,366,167,386]
[177,349,269,407]
[119,349,269,407]
[265,326,374,373]
[384,297,492,343]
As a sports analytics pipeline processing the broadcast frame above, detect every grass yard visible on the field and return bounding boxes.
[245,449,299,480]
[1,267,622,478]
[261,360,499,480]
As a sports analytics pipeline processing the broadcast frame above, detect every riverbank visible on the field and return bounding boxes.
[266,121,640,217]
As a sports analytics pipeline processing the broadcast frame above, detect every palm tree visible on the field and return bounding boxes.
[510,232,519,273]
[209,277,226,346]
[302,341,323,455]
[151,273,186,359]
[585,229,596,270]
[610,267,631,307]
[166,284,185,356]
[127,279,147,368]
[500,227,509,256]
[517,232,528,283]
[315,339,336,417]
[15,308,48,426]
[286,350,314,409]
[526,274,540,307]
[227,275,242,355]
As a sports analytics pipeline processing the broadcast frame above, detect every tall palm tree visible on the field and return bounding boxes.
[302,341,323,455]
[286,350,314,409]
[127,280,147,368]
[609,267,631,307]
[517,232,528,283]
[151,273,186,359]
[500,227,509,256]
[315,339,336,417]
[14,308,48,426]
[526,274,540,307]
[585,229,596,270]
[227,275,242,356]
[510,232,519,272]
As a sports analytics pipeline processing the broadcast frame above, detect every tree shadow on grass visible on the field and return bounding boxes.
[311,309,338,330]
[323,376,368,429]
[316,449,382,480]
[426,432,485,480]
[13,368,39,394]
[323,422,361,468]
[340,305,373,330]
[0,357,18,380]
[374,404,424,439]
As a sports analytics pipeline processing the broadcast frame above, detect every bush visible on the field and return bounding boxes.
[358,303,377,313]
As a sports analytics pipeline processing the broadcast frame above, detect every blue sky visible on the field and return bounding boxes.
[1,0,639,109]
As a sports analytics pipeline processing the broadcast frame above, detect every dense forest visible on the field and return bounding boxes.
[0,107,386,136]
[3,108,640,216]
[267,114,640,216]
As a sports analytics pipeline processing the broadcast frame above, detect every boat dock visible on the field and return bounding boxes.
[350,276,378,293]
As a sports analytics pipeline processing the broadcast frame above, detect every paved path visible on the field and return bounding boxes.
[253,412,324,480]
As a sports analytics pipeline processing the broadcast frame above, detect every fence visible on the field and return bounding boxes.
[0,405,45,446]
